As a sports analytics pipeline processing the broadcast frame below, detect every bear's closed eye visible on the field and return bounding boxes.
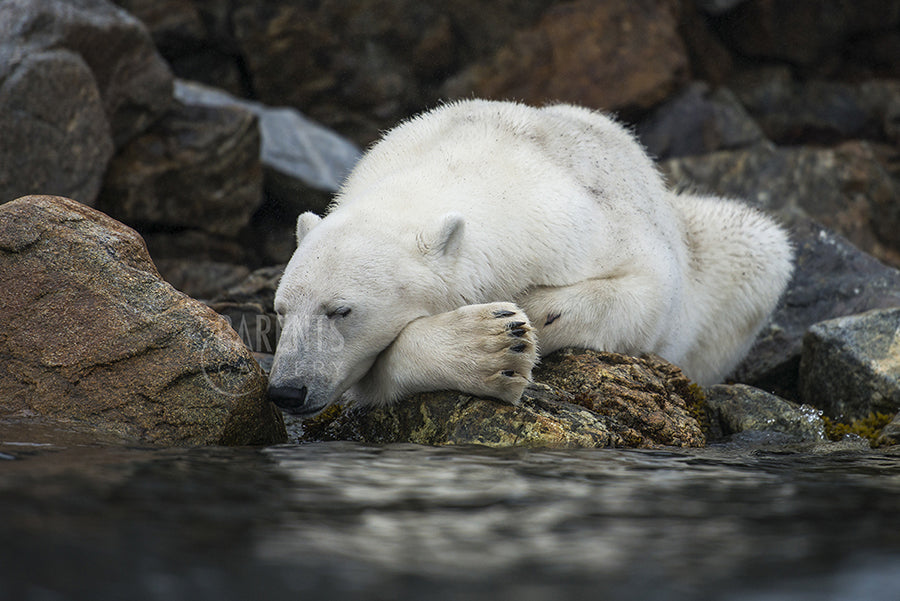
[327,306,352,319]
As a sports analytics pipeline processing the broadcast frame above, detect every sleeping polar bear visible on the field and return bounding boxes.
[268,99,793,417]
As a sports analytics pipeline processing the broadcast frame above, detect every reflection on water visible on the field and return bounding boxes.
[1,438,899,601]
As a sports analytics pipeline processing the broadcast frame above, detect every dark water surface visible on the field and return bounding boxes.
[1,435,899,601]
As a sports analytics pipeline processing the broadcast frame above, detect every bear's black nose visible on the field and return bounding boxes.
[268,384,308,413]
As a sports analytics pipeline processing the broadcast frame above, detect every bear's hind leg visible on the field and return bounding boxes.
[351,302,538,405]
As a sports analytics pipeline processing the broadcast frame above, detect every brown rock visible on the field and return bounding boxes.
[0,195,286,446]
[535,349,706,448]
[97,100,263,237]
[442,0,689,116]
[111,0,206,47]
[300,349,705,449]
[228,0,552,143]
[679,1,736,83]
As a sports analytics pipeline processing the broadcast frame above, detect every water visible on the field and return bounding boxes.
[1,438,899,601]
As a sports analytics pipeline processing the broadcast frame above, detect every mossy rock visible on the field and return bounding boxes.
[823,412,897,447]
[300,348,705,449]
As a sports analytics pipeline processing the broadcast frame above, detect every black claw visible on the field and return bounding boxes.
[506,320,526,330]
[508,328,527,338]
[510,342,527,353]
[492,309,516,318]
[501,369,516,377]
[544,312,561,326]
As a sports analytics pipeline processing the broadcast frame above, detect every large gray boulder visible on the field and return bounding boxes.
[800,308,900,421]
[733,219,900,398]
[0,0,172,148]
[0,0,173,205]
[0,49,113,205]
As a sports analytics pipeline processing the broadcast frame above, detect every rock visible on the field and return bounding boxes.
[695,0,750,14]
[0,0,176,205]
[877,413,900,447]
[143,229,250,272]
[228,1,553,143]
[713,0,900,68]
[243,204,299,265]
[300,349,705,449]
[173,79,362,213]
[637,82,766,160]
[0,195,286,446]
[678,7,736,83]
[153,260,250,301]
[442,0,689,117]
[141,230,264,299]
[0,0,173,149]
[799,308,900,421]
[846,31,900,80]
[659,141,900,266]
[534,350,706,447]
[207,266,283,354]
[210,264,283,309]
[112,0,247,97]
[730,67,900,145]
[110,0,206,52]
[732,219,900,399]
[0,49,114,205]
[97,100,263,237]
[705,384,826,442]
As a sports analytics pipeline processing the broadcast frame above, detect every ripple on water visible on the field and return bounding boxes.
[0,440,899,601]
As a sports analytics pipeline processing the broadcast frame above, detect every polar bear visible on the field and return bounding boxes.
[268,99,793,417]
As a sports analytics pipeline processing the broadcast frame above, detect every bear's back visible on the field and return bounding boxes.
[333,100,668,222]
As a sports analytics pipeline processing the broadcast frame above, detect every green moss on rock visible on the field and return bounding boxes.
[300,348,705,449]
[822,412,896,447]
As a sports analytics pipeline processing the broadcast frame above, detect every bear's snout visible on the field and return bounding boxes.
[268,384,310,415]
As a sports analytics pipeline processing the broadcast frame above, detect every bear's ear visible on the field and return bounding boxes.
[296,212,322,245]
[418,212,465,259]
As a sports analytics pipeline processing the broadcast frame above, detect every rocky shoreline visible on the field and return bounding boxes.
[2,0,900,448]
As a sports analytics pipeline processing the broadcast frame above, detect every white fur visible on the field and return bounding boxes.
[268,99,793,416]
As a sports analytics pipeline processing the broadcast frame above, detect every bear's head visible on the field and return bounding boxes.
[268,209,465,416]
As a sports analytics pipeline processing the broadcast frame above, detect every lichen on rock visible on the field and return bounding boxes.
[300,348,705,449]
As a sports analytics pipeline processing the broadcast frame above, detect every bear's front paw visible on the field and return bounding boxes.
[452,302,537,404]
